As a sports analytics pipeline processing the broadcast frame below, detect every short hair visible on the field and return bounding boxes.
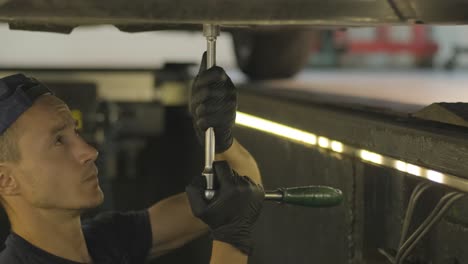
[0,122,20,163]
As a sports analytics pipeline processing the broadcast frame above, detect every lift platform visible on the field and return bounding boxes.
[233,70,468,263]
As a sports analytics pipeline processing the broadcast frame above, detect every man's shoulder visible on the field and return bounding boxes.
[82,209,151,245]
[82,210,152,263]
[0,246,24,264]
[82,210,150,233]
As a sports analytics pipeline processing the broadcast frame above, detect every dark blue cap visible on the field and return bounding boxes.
[0,74,53,135]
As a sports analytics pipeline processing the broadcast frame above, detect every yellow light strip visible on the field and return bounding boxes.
[360,150,383,165]
[235,111,468,192]
[318,137,330,148]
[236,112,317,146]
[427,170,444,184]
[331,141,344,153]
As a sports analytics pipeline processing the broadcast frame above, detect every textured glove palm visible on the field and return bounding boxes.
[185,161,264,255]
[190,53,236,153]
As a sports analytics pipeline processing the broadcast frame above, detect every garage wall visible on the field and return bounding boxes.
[0,24,236,69]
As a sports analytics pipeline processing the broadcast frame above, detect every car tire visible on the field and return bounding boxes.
[232,30,318,80]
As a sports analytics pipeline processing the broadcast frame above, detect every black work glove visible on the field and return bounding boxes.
[190,53,237,153]
[185,161,264,255]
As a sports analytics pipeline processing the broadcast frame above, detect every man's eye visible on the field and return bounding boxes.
[55,135,64,145]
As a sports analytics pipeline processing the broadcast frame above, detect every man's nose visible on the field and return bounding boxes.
[77,139,99,164]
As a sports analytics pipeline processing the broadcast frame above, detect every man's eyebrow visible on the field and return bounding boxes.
[49,119,77,135]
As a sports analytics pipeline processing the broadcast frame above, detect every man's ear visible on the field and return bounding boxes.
[0,164,19,196]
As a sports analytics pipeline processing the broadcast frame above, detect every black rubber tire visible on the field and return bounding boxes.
[232,30,318,80]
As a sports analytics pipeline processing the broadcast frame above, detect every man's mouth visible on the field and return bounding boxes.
[83,174,97,183]
[83,166,99,182]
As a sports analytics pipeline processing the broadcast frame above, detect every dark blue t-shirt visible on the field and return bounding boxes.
[0,210,152,264]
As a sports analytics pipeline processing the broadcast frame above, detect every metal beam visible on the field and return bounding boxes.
[237,85,468,182]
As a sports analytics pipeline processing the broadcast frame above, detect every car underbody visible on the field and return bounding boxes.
[0,0,467,33]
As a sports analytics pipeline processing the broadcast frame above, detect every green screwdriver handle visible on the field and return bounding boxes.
[265,185,343,207]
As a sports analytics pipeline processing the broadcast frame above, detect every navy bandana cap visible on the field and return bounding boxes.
[0,74,53,135]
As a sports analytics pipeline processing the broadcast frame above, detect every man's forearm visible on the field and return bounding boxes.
[210,241,248,264]
[148,193,208,258]
[215,139,262,184]
[148,139,260,258]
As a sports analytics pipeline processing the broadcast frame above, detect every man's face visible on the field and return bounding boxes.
[11,95,103,211]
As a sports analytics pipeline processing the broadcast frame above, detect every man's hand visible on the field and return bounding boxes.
[185,161,264,255]
[147,56,261,259]
[190,53,237,153]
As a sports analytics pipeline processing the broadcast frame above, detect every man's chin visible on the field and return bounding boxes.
[81,190,105,211]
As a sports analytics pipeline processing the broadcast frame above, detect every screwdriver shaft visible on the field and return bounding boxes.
[203,24,220,200]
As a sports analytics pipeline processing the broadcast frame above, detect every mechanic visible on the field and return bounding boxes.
[0,54,264,263]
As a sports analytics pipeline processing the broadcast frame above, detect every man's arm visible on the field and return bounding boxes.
[147,138,261,258]
[147,193,206,258]
[210,241,248,264]
[147,57,262,259]
[216,139,262,185]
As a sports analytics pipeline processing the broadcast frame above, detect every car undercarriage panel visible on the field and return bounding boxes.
[0,0,467,33]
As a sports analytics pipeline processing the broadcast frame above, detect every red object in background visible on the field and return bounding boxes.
[342,25,438,59]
